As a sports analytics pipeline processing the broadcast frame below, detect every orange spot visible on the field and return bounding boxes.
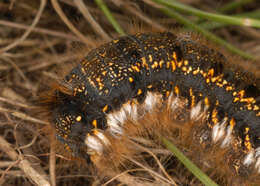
[207,68,214,77]
[76,116,82,122]
[102,71,107,76]
[165,91,170,98]
[184,60,189,66]
[174,86,179,95]
[93,130,99,135]
[189,88,195,107]
[92,120,97,128]
[131,65,140,72]
[103,105,108,112]
[229,118,235,129]
[171,61,176,71]
[159,60,164,68]
[233,97,240,103]
[177,60,183,68]
[204,97,209,107]
[137,89,142,95]
[129,77,134,83]
[141,57,148,68]
[147,84,152,89]
[211,108,218,125]
[172,52,177,61]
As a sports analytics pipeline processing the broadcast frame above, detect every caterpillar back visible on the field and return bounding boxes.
[44,32,260,185]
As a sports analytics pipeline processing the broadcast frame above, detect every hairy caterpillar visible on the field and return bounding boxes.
[44,32,260,185]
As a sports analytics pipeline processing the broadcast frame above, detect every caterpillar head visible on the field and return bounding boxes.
[44,87,107,161]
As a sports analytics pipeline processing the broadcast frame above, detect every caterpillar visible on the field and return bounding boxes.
[44,32,260,185]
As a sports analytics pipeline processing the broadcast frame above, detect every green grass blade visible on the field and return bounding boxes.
[95,0,126,35]
[200,10,260,30]
[161,136,219,186]
[152,0,260,28]
[218,0,256,13]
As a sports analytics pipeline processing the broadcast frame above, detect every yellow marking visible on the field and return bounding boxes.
[151,61,158,69]
[147,84,152,89]
[66,116,70,122]
[207,68,214,77]
[246,104,252,110]
[182,66,187,72]
[229,118,235,129]
[189,88,195,107]
[113,39,119,43]
[184,60,189,66]
[193,68,200,75]
[93,129,99,135]
[128,68,133,72]
[241,97,255,104]
[98,83,104,90]
[166,62,170,68]
[174,86,179,95]
[77,88,83,93]
[131,65,140,72]
[76,116,82,122]
[226,86,233,91]
[103,105,108,112]
[211,108,218,125]
[88,77,96,87]
[244,128,252,151]
[159,60,164,68]
[245,135,252,151]
[92,120,97,128]
[204,97,209,107]
[211,76,222,83]
[141,57,148,68]
[96,77,101,82]
[165,91,170,98]
[129,77,134,83]
[137,89,142,95]
[233,97,240,102]
[238,90,245,98]
[102,71,107,76]
[73,88,77,96]
[81,67,86,73]
[171,61,176,71]
[187,66,192,73]
[149,54,153,62]
[177,60,183,68]
[253,105,259,111]
[172,52,177,61]
[104,89,109,94]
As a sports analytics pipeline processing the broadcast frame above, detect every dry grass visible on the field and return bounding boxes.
[0,0,259,185]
